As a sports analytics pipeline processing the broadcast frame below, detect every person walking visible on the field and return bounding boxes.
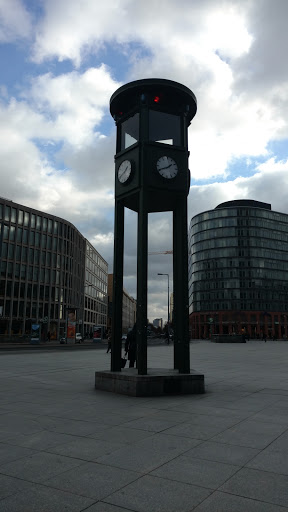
[106,331,111,353]
[125,324,137,368]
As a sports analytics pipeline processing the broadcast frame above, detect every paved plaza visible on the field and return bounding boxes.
[1,340,288,511]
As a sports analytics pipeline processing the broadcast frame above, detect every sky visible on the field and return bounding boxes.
[1,0,288,323]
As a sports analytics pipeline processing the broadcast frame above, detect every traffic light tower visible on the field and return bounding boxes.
[95,78,205,395]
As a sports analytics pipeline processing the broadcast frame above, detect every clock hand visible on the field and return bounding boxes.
[160,164,172,170]
[119,166,128,177]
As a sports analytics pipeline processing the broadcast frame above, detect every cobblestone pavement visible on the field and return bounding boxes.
[0,340,288,511]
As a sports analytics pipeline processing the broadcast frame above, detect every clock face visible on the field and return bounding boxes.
[156,156,178,179]
[118,160,132,183]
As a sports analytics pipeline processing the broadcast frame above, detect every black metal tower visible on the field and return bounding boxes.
[110,78,197,375]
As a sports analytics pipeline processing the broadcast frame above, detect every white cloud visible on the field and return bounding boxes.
[0,0,32,42]
[0,65,119,236]
[32,0,131,65]
[22,65,120,147]
[26,1,288,182]
[2,0,288,322]
[188,157,288,222]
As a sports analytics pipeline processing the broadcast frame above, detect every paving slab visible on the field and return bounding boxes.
[211,418,287,449]
[28,414,110,436]
[104,474,211,512]
[220,467,288,508]
[193,490,288,512]
[0,341,288,511]
[0,483,94,512]
[0,474,34,501]
[47,436,124,460]
[3,430,79,451]
[44,461,140,500]
[0,451,84,483]
[246,430,288,475]
[0,443,37,465]
[96,432,201,472]
[151,455,239,489]
[83,504,136,512]
[184,440,260,466]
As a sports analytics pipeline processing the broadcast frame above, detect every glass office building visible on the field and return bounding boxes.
[0,198,108,339]
[188,200,288,339]
[84,240,108,336]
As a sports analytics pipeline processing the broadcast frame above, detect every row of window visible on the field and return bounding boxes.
[191,302,288,313]
[1,225,75,253]
[191,268,288,283]
[1,281,64,301]
[191,289,288,301]
[1,261,73,286]
[84,310,106,325]
[2,244,73,270]
[192,237,288,253]
[191,208,288,225]
[85,296,107,314]
[192,227,288,244]
[191,247,288,263]
[0,205,76,239]
[190,215,288,236]
[86,246,108,272]
[2,300,65,320]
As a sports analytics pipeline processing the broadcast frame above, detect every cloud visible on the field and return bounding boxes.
[2,0,288,323]
[32,0,131,65]
[25,1,288,182]
[188,157,288,222]
[0,66,119,247]
[22,65,120,147]
[0,0,32,42]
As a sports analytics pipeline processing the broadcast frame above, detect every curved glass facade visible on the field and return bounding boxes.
[188,200,288,339]
[0,199,108,339]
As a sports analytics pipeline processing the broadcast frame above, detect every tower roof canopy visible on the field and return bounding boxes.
[110,78,197,123]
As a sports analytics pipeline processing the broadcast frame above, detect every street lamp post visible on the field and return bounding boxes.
[157,273,170,331]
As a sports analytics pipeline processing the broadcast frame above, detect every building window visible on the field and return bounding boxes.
[4,206,10,221]
[23,230,28,245]
[24,212,30,227]
[3,225,9,240]
[9,226,15,241]
[18,210,23,225]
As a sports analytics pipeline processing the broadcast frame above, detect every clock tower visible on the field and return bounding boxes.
[110,78,197,375]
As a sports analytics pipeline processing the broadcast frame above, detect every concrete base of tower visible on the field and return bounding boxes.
[95,368,205,397]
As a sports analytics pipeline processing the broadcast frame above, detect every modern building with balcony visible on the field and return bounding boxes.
[0,198,108,340]
[189,200,288,339]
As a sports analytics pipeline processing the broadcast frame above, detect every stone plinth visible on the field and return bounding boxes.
[95,368,205,397]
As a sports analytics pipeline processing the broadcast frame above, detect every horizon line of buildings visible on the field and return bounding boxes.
[1,197,288,340]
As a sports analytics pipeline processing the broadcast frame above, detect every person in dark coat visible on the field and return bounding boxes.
[125,324,137,368]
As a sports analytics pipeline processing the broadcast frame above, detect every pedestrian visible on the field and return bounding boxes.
[47,331,51,341]
[106,331,111,353]
[125,324,137,368]
[263,332,266,342]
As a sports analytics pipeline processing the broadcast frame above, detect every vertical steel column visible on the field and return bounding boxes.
[136,190,148,375]
[173,197,190,373]
[111,200,125,371]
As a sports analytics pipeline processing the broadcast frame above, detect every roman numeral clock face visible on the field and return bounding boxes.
[156,156,178,179]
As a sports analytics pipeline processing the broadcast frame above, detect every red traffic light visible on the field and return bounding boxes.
[153,96,160,103]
